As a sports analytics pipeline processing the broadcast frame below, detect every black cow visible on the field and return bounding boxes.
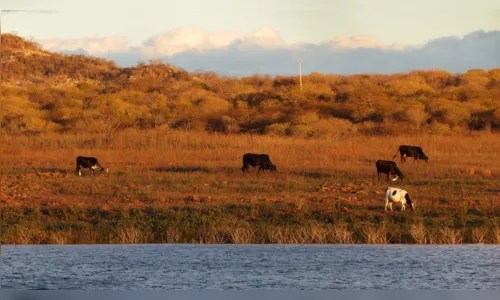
[242,153,277,173]
[393,145,429,163]
[76,156,108,176]
[376,160,404,182]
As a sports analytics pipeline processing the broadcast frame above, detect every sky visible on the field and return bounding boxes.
[2,0,500,75]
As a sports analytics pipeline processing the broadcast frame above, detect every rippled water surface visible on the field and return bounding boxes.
[1,244,499,289]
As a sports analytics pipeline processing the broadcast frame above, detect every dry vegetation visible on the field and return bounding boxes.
[1,131,499,244]
[0,34,499,245]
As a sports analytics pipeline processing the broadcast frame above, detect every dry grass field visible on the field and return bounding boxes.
[1,130,499,244]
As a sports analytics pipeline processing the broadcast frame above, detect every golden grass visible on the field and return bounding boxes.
[362,225,389,244]
[1,130,500,244]
[471,227,488,244]
[436,228,464,244]
[2,130,499,207]
[113,226,145,244]
[410,222,428,244]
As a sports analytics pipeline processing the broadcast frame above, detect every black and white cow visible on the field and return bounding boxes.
[385,187,415,212]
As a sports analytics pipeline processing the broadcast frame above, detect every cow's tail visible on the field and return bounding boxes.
[392,146,400,159]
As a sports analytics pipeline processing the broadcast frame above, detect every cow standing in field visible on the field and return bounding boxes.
[376,160,404,183]
[242,153,277,174]
[385,186,415,212]
[393,145,429,164]
[76,156,108,176]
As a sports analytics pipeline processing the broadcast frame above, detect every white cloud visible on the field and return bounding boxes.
[138,26,291,58]
[324,35,408,51]
[139,27,241,58]
[234,26,287,49]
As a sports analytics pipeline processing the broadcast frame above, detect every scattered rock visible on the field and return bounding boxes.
[341,187,350,193]
[481,169,492,176]
[467,168,475,176]
[356,190,368,196]
[191,195,201,202]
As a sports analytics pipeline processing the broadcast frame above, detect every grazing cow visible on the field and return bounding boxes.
[393,145,429,163]
[376,160,404,182]
[76,156,108,176]
[385,186,415,212]
[241,153,277,173]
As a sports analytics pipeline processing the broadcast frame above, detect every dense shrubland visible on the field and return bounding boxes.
[1,33,499,139]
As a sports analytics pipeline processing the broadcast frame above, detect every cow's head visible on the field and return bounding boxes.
[391,172,404,181]
[267,163,277,171]
[420,150,429,162]
[92,164,106,172]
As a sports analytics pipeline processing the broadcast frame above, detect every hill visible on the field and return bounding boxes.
[1,33,500,138]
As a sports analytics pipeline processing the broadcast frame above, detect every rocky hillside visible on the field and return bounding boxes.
[0,34,190,88]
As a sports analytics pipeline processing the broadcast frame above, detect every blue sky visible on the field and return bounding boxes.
[2,0,500,75]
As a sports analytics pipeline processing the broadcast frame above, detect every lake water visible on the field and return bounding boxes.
[1,244,499,290]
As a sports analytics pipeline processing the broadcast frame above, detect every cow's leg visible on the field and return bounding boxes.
[389,203,393,211]
[377,172,380,181]
[401,202,406,211]
[385,199,389,211]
